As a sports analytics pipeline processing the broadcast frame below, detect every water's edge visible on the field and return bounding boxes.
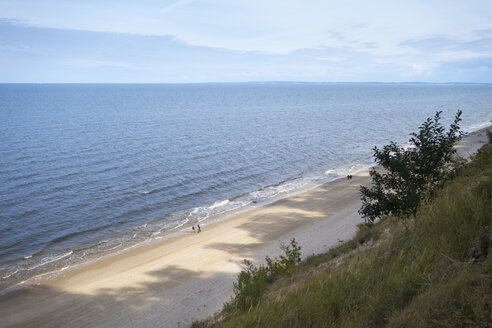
[2,121,490,295]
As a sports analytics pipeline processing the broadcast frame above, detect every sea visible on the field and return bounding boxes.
[1,83,491,292]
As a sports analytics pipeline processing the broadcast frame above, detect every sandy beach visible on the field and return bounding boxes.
[0,127,489,328]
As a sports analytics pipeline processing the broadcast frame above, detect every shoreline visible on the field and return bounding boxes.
[0,127,490,327]
[1,119,489,293]
[0,160,374,295]
[0,171,373,328]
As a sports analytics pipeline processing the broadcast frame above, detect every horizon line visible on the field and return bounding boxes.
[1,81,491,85]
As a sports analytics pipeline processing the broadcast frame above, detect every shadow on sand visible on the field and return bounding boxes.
[0,176,367,328]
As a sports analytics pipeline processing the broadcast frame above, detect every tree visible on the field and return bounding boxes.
[359,110,464,222]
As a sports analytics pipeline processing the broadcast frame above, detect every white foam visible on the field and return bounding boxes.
[1,268,18,280]
[467,120,492,132]
[208,199,230,209]
[168,218,189,231]
[348,163,369,173]
[28,251,73,270]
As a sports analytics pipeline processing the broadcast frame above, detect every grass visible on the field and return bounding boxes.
[194,144,492,328]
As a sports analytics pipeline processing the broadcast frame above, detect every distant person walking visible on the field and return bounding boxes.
[197,224,201,233]
[192,225,195,233]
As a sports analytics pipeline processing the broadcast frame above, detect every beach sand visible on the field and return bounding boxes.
[0,127,489,328]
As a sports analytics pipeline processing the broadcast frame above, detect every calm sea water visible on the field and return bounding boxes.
[1,83,491,291]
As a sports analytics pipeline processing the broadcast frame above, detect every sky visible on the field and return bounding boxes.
[0,0,491,83]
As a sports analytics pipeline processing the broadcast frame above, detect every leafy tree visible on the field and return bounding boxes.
[359,110,464,222]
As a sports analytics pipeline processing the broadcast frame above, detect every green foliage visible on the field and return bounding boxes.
[228,259,269,312]
[224,238,301,314]
[204,143,492,328]
[359,110,464,222]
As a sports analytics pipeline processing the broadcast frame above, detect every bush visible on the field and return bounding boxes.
[225,238,301,313]
[360,110,464,222]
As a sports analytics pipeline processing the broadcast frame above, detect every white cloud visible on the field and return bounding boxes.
[1,0,491,55]
[1,0,491,82]
[70,59,138,69]
[412,63,424,72]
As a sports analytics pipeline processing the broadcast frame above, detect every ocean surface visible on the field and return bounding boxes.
[1,83,491,292]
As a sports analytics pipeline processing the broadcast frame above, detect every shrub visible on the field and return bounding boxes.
[360,110,464,222]
[225,238,301,313]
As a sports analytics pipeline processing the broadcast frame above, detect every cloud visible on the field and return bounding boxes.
[474,27,492,37]
[399,37,458,52]
[1,0,491,55]
[70,59,138,69]
[459,37,492,52]
[0,21,378,82]
[441,56,492,70]
[397,35,492,73]
[412,63,424,72]
[1,1,492,83]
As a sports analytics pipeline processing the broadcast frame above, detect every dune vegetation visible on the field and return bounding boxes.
[193,123,492,327]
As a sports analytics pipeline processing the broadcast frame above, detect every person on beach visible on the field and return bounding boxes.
[197,224,201,233]
[192,225,195,233]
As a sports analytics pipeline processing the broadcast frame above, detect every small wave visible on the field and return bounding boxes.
[228,193,245,201]
[348,163,369,174]
[94,165,119,174]
[251,177,307,201]
[6,172,38,182]
[45,223,114,248]
[139,179,186,195]
[1,268,18,280]
[208,199,230,209]
[22,250,43,260]
[169,218,189,231]
[77,239,110,252]
[28,251,73,270]
[467,119,492,132]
